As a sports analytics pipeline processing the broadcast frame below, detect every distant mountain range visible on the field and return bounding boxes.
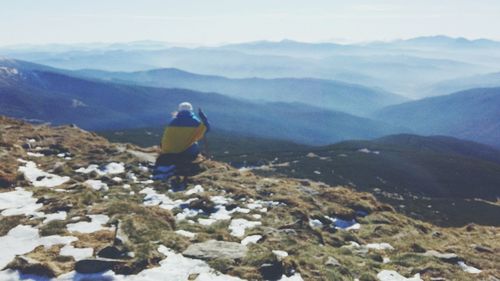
[0,58,405,145]
[424,71,500,97]
[74,68,407,116]
[3,35,498,99]
[374,87,500,148]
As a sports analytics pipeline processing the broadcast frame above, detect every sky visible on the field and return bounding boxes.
[1,0,500,46]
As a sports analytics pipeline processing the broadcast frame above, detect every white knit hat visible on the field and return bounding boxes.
[178,102,193,112]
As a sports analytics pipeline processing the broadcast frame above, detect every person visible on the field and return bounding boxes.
[155,102,210,168]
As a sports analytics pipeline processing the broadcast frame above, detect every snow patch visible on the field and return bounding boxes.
[309,219,323,228]
[272,250,289,261]
[18,161,70,188]
[66,214,111,234]
[175,230,196,239]
[0,187,43,217]
[60,245,93,261]
[84,179,109,191]
[326,216,360,230]
[0,225,77,269]
[27,152,44,157]
[279,273,304,281]
[229,219,261,237]
[140,187,186,210]
[185,184,204,195]
[76,162,125,176]
[358,148,380,155]
[198,218,217,226]
[53,245,245,280]
[43,211,67,224]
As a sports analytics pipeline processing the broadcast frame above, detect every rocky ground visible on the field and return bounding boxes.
[0,116,499,281]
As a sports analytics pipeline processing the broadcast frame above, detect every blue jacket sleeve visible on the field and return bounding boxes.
[198,109,210,132]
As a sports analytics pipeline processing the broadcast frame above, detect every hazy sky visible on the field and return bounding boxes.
[1,0,500,46]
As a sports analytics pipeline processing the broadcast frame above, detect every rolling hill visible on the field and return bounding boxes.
[373,87,500,148]
[74,68,407,116]
[0,58,405,145]
[424,71,500,97]
[97,127,500,226]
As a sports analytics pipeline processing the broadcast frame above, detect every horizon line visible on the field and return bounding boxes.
[1,34,499,49]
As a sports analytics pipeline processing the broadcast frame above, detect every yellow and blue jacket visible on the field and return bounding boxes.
[161,110,209,155]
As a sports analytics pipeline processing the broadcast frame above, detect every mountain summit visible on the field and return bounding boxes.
[0,116,498,280]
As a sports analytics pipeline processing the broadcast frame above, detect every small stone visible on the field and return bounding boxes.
[97,246,130,259]
[325,256,340,267]
[182,240,247,260]
[474,245,494,254]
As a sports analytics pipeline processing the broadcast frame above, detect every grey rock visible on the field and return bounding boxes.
[182,240,247,260]
[325,256,340,267]
[474,245,494,254]
[423,250,460,263]
[75,258,126,274]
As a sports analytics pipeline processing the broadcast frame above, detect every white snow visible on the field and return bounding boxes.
[43,211,67,224]
[112,177,123,182]
[175,230,196,239]
[207,205,250,222]
[229,219,262,237]
[60,245,93,261]
[66,214,111,233]
[0,225,77,269]
[241,235,262,246]
[367,243,394,251]
[75,164,100,174]
[358,148,380,155]
[326,216,361,230]
[252,214,262,220]
[0,187,43,217]
[76,162,125,176]
[198,218,217,226]
[185,184,204,195]
[272,250,289,261]
[102,162,126,174]
[176,208,202,221]
[27,152,44,157]
[279,273,304,281]
[458,261,482,273]
[211,195,231,205]
[0,66,19,75]
[18,161,70,188]
[53,245,245,281]
[140,187,186,210]
[377,270,422,281]
[309,219,323,228]
[84,179,109,191]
